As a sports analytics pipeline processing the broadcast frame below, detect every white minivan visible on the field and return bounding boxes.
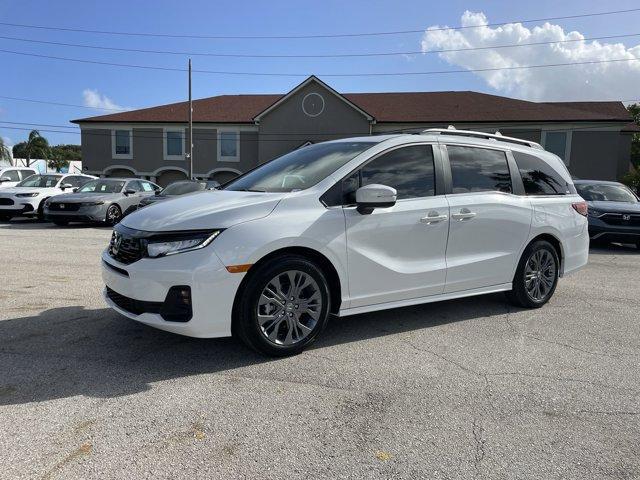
[102,129,589,356]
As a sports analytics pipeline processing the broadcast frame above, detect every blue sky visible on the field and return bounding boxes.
[1,0,639,146]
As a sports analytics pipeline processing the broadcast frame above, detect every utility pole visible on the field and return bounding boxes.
[188,58,193,179]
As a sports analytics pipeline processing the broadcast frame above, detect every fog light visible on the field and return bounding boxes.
[160,286,192,322]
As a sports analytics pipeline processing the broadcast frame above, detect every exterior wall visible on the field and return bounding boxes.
[257,81,370,163]
[569,131,626,181]
[80,128,111,173]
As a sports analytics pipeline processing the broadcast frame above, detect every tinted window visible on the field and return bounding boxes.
[225,141,377,193]
[162,182,205,196]
[447,146,512,194]
[361,145,435,199]
[576,183,637,203]
[2,170,20,182]
[127,181,143,192]
[513,151,571,195]
[20,169,37,179]
[63,176,90,188]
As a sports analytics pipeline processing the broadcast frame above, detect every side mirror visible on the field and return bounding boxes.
[0,177,11,182]
[60,183,73,190]
[124,188,136,195]
[72,187,79,193]
[355,184,397,215]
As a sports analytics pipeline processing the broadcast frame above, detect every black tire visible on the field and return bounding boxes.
[0,214,11,222]
[636,241,640,250]
[505,240,559,309]
[37,199,49,221]
[53,219,69,226]
[105,204,122,226]
[233,254,331,357]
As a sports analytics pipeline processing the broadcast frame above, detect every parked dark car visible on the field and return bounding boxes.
[137,180,219,208]
[575,180,640,248]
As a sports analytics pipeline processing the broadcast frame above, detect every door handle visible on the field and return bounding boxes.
[451,208,476,221]
[420,211,448,224]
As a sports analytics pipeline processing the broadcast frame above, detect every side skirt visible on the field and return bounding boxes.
[338,283,512,317]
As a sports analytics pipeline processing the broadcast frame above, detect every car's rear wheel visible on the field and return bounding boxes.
[105,204,122,225]
[506,240,559,308]
[37,199,48,221]
[234,255,331,356]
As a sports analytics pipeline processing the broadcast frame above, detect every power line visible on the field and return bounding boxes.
[0,95,127,111]
[1,32,639,58]
[0,48,638,77]
[0,8,638,39]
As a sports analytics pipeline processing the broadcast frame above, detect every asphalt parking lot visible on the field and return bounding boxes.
[0,219,639,480]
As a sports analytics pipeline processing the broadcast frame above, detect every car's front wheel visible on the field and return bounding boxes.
[105,204,122,225]
[234,254,331,356]
[506,240,559,308]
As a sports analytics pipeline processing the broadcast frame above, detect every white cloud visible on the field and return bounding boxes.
[82,89,128,111]
[421,11,640,101]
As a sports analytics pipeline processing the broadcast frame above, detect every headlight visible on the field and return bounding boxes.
[144,230,221,258]
[16,192,39,197]
[588,209,603,218]
[80,201,105,206]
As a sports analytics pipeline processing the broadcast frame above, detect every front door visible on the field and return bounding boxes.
[343,144,450,308]
[442,145,532,293]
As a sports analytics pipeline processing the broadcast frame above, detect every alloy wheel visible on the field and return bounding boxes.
[257,270,322,346]
[106,205,121,225]
[524,249,556,302]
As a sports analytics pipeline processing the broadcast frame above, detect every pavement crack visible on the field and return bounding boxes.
[471,419,486,470]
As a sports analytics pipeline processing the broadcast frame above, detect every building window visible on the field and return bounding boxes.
[218,130,240,162]
[112,129,132,159]
[542,130,572,165]
[164,128,185,160]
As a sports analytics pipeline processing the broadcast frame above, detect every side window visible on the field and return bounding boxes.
[140,181,155,192]
[360,145,436,200]
[127,181,143,192]
[513,151,570,195]
[447,146,512,194]
[64,176,88,188]
[20,169,37,180]
[3,170,21,182]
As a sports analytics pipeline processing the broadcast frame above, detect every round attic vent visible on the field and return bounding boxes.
[302,92,325,118]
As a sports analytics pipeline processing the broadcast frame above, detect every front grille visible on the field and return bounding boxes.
[601,213,640,226]
[106,287,161,316]
[48,202,81,212]
[0,198,14,206]
[108,230,144,264]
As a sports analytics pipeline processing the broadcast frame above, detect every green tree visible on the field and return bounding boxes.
[0,137,11,164]
[48,144,81,171]
[628,103,640,168]
[12,130,50,167]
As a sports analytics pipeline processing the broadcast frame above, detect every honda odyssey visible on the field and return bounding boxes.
[102,129,589,356]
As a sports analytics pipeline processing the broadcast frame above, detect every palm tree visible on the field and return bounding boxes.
[0,137,11,164]
[12,130,49,167]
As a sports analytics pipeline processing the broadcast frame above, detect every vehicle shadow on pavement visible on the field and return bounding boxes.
[0,294,512,406]
[589,243,639,255]
[0,219,112,230]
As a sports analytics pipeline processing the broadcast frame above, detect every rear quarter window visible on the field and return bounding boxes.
[513,151,573,195]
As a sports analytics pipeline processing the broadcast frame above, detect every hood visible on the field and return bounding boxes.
[587,200,640,214]
[0,187,44,196]
[121,190,287,231]
[48,192,121,203]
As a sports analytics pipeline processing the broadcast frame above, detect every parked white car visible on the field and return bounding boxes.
[0,167,38,189]
[102,130,589,356]
[0,173,95,220]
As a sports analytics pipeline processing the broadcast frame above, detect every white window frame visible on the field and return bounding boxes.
[163,127,186,160]
[541,130,572,166]
[217,128,240,162]
[111,128,133,160]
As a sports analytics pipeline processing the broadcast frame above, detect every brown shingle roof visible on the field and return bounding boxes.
[72,91,632,125]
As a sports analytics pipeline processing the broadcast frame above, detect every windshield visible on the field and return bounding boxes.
[576,183,638,203]
[16,174,62,188]
[224,141,377,193]
[162,182,205,196]
[78,180,125,193]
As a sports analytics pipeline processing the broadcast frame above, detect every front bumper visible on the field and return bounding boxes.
[0,197,39,216]
[587,218,640,244]
[44,204,107,222]
[101,247,243,338]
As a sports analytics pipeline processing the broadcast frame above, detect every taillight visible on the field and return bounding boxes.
[572,201,588,216]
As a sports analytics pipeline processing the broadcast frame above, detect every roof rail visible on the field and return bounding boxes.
[422,128,544,150]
